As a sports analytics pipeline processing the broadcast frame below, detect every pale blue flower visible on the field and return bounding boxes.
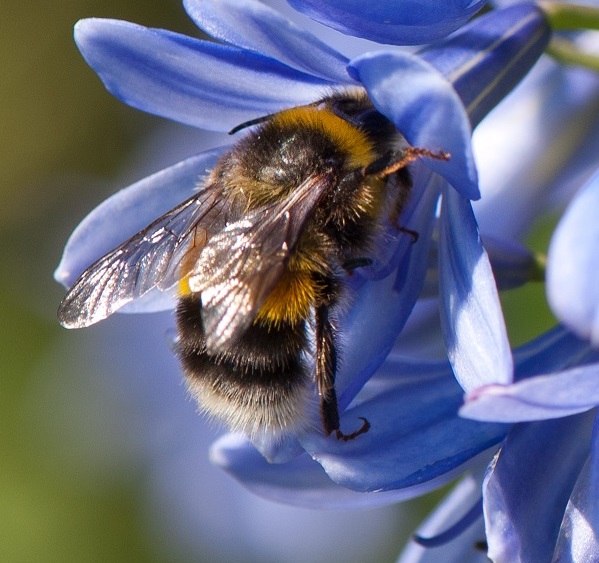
[460,327,599,561]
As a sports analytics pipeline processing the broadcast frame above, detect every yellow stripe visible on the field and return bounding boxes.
[255,269,317,327]
[270,106,375,169]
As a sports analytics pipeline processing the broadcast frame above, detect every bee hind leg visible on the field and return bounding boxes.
[314,302,370,442]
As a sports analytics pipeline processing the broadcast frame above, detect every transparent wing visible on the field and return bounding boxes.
[190,172,334,351]
[191,208,291,351]
[58,183,232,329]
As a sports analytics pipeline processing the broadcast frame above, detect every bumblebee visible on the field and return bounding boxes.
[58,89,447,442]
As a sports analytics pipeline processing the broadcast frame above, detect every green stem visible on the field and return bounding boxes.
[546,37,599,73]
[537,3,599,72]
[539,2,599,30]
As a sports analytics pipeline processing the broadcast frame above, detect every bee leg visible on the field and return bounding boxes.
[315,303,339,435]
[314,303,370,441]
[387,166,419,243]
[336,417,371,442]
[365,147,450,179]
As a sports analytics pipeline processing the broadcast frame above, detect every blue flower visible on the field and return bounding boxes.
[457,327,599,561]
[56,0,550,500]
[396,332,599,562]
[400,17,599,555]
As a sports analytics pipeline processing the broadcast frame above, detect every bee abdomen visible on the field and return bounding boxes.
[176,295,315,438]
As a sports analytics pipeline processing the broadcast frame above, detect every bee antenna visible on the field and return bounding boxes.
[228,113,276,135]
[228,101,321,135]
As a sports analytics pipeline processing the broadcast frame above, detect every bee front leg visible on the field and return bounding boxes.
[314,303,369,441]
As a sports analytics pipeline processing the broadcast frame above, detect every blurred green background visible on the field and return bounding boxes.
[3,4,199,561]
[1,1,555,562]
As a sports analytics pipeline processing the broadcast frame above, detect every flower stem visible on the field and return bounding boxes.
[546,37,599,72]
[538,2,599,72]
[539,2,599,30]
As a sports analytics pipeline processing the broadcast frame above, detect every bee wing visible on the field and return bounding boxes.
[58,183,232,329]
[190,208,291,351]
[190,172,333,352]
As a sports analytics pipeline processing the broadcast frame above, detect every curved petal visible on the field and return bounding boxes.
[211,433,423,509]
[483,411,595,563]
[348,51,478,199]
[547,171,599,346]
[420,3,551,128]
[298,356,507,492]
[287,0,485,46]
[461,362,599,423]
[553,457,599,562]
[55,149,223,287]
[213,358,505,500]
[74,18,332,132]
[399,473,489,563]
[513,325,598,379]
[183,0,350,83]
[553,414,599,561]
[438,188,513,392]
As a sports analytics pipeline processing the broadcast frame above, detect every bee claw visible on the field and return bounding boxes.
[335,417,370,442]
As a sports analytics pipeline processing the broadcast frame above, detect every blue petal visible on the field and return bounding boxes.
[348,51,478,199]
[512,325,599,380]
[438,188,513,392]
[287,0,485,46]
[460,362,599,422]
[334,167,441,404]
[392,299,448,361]
[210,433,423,509]
[74,19,332,132]
[55,149,223,288]
[483,411,595,563]
[214,358,505,499]
[547,171,599,346]
[413,498,482,548]
[553,414,599,561]
[399,473,488,563]
[183,0,350,83]
[298,356,508,492]
[418,235,537,299]
[420,4,550,128]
